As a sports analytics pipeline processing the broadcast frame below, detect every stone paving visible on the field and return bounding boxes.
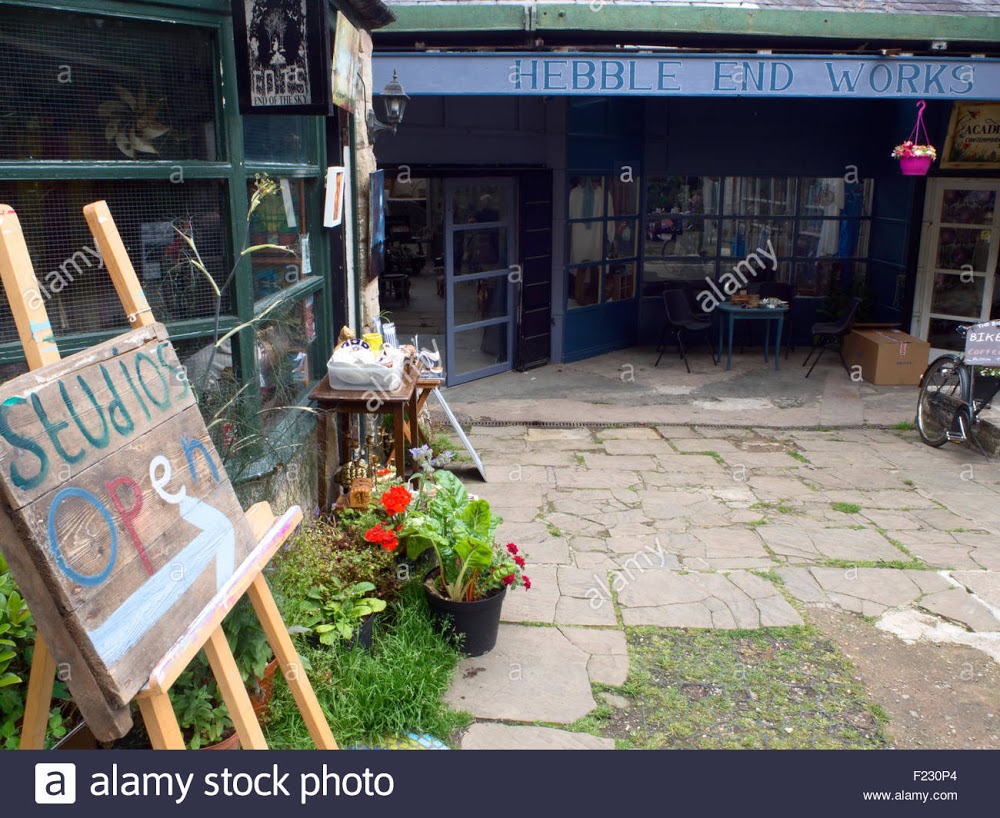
[444,424,1000,749]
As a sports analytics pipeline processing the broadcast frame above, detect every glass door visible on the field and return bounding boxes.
[444,178,516,385]
[913,180,1000,357]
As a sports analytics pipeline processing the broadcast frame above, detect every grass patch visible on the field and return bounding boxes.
[746,518,768,529]
[750,500,795,514]
[751,569,784,585]
[893,421,916,431]
[813,558,926,570]
[813,425,833,432]
[579,627,890,750]
[831,502,862,514]
[425,425,471,464]
[787,451,810,464]
[263,583,471,748]
[546,523,563,538]
[574,453,586,466]
[901,479,915,487]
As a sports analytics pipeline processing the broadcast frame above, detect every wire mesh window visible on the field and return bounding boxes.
[0,180,232,344]
[243,117,316,165]
[0,7,221,162]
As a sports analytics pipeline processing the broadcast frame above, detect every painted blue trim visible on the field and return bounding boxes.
[375,53,1000,100]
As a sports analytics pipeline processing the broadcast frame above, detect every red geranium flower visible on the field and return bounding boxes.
[506,542,518,555]
[514,555,526,568]
[523,575,532,590]
[364,524,399,552]
[501,574,515,586]
[380,485,413,516]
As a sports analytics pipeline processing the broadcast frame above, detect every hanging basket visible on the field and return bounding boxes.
[892,100,936,176]
[899,156,933,176]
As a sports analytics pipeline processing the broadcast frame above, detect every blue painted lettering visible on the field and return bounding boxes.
[0,396,48,491]
[544,60,567,90]
[951,64,974,94]
[825,62,863,93]
[47,487,118,587]
[601,60,624,91]
[657,61,681,91]
[868,64,893,93]
[31,392,84,465]
[771,62,793,92]
[897,63,920,94]
[714,61,739,91]
[573,60,596,90]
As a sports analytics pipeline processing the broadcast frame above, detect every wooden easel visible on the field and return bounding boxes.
[0,201,336,750]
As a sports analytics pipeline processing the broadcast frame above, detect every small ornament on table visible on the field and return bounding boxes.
[348,477,373,509]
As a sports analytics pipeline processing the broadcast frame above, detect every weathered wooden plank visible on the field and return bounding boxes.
[0,332,194,511]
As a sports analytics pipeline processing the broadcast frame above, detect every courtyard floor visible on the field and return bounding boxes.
[442,422,1000,750]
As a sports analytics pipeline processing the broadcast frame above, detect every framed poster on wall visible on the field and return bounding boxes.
[231,0,333,115]
[331,11,362,113]
[369,170,385,282]
[941,102,1000,169]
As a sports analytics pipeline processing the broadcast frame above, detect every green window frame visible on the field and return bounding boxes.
[0,0,333,480]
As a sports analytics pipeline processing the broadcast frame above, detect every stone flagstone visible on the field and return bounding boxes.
[444,625,596,724]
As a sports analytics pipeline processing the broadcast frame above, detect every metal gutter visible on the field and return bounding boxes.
[382,2,1000,45]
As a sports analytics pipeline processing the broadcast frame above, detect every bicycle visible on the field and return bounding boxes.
[916,321,1000,458]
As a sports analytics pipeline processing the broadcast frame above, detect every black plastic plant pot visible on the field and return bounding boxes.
[424,571,506,657]
[353,613,376,652]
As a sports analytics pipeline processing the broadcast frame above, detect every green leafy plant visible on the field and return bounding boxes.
[399,449,530,602]
[224,596,272,687]
[168,659,232,750]
[301,580,387,645]
[0,558,32,689]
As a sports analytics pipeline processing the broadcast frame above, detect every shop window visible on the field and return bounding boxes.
[249,178,316,301]
[0,7,220,162]
[242,117,316,165]
[567,173,640,310]
[0,179,231,344]
[643,176,874,297]
[257,296,316,427]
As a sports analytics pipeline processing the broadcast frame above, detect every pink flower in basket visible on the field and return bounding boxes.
[891,140,937,160]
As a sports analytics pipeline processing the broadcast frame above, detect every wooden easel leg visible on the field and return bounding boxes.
[247,575,338,749]
[137,691,186,750]
[393,404,406,477]
[19,636,56,750]
[203,628,268,750]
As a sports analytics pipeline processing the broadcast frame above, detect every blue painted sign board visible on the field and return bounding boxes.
[374,53,1000,99]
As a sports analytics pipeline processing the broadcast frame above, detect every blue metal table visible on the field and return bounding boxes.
[716,302,789,371]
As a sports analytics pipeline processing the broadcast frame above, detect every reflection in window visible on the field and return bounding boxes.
[0,7,220,161]
[249,178,313,300]
[642,176,874,297]
[567,173,641,309]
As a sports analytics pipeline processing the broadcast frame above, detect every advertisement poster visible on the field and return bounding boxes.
[369,169,385,282]
[331,11,361,113]
[942,102,1000,169]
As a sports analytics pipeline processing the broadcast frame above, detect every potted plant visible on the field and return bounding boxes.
[168,660,235,750]
[974,366,1000,409]
[299,580,387,649]
[398,447,530,656]
[223,597,277,721]
[892,140,937,176]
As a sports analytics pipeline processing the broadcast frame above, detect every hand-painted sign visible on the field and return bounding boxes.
[965,319,1000,366]
[0,323,255,727]
[942,102,1000,169]
[374,53,1000,99]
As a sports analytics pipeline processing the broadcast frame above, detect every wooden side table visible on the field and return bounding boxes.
[309,361,421,511]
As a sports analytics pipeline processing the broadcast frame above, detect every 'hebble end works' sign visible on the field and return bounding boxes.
[374,53,1000,99]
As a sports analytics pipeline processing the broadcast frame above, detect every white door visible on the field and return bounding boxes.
[913,180,1000,357]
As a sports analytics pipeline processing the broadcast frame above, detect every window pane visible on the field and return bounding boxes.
[646,176,721,217]
[928,317,967,352]
[0,179,231,344]
[569,220,611,264]
[568,177,613,222]
[644,257,716,285]
[720,219,793,259]
[608,173,640,216]
[454,323,508,376]
[646,216,718,258]
[0,7,220,161]
[609,219,639,259]
[795,219,869,259]
[454,276,509,325]
[453,227,508,275]
[793,260,865,297]
[605,262,636,302]
[568,264,601,309]
[451,183,509,224]
[257,299,315,428]
[941,188,996,226]
[243,116,316,164]
[249,178,315,300]
[937,227,992,272]
[930,272,985,318]
[801,178,873,219]
[723,177,794,216]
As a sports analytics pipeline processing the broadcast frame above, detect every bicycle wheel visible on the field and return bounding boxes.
[917,355,968,447]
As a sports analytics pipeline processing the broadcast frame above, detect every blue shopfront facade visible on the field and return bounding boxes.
[372,52,1000,373]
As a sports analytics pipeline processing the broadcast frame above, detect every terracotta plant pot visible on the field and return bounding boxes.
[899,156,933,176]
[249,657,280,722]
[423,570,506,657]
[202,730,240,751]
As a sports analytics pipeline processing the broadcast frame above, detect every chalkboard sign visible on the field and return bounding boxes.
[0,323,256,727]
[964,319,1000,366]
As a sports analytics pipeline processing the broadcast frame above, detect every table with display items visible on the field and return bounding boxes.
[717,302,789,371]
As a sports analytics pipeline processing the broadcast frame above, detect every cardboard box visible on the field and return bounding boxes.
[842,329,930,386]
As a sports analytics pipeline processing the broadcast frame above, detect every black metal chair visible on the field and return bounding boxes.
[802,296,863,378]
[655,289,718,373]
